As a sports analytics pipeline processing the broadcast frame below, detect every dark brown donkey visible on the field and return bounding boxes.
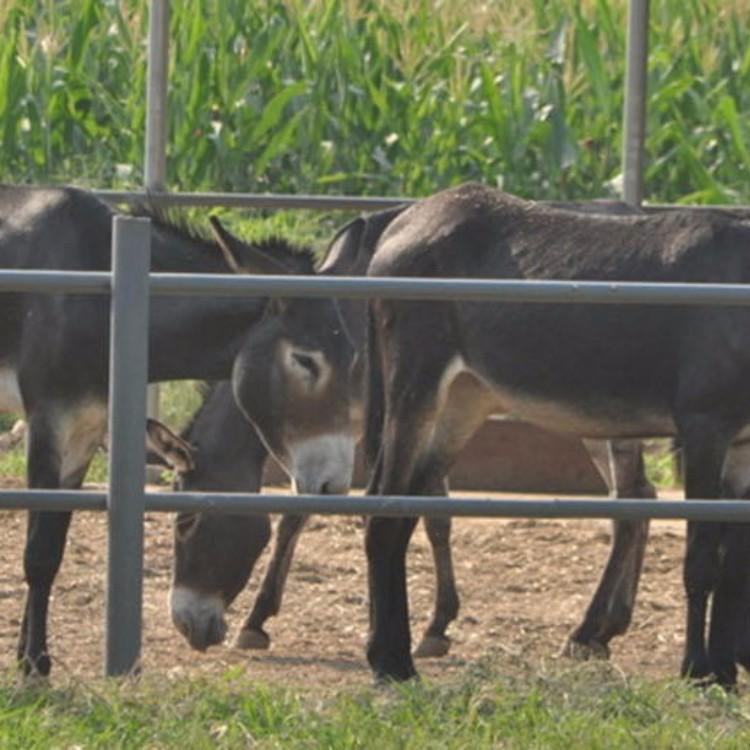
[168,208,465,657]
[364,182,750,686]
[167,203,671,663]
[0,185,358,677]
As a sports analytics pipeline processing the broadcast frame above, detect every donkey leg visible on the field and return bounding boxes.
[410,366,494,661]
[235,514,308,650]
[18,412,98,677]
[564,519,649,659]
[368,387,491,677]
[17,413,65,676]
[365,357,442,681]
[705,524,750,688]
[564,439,653,659]
[717,439,750,674]
[18,511,73,676]
[366,512,420,682]
[678,416,731,682]
[414,513,459,658]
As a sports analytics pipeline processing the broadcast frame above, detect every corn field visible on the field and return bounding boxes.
[1,0,750,203]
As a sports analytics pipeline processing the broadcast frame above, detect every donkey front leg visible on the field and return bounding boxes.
[234,514,308,650]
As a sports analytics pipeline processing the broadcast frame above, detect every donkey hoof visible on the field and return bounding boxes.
[234,628,271,651]
[559,637,610,661]
[681,652,711,683]
[413,634,451,659]
[18,651,52,680]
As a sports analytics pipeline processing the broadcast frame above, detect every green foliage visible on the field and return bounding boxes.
[644,440,680,490]
[1,0,750,203]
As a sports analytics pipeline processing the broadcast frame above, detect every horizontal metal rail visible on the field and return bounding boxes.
[95,189,409,211]
[92,188,750,216]
[139,494,750,522]
[147,273,750,306]
[2,490,750,522]
[0,270,110,294]
[9,269,750,308]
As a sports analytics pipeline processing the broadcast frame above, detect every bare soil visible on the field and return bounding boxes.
[0,481,701,688]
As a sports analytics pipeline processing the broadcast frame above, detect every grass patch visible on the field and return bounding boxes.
[0,662,749,748]
[643,440,681,491]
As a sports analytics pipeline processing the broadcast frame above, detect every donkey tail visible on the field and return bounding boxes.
[363,301,386,485]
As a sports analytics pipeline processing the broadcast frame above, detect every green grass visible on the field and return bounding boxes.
[643,440,680,490]
[0,662,749,748]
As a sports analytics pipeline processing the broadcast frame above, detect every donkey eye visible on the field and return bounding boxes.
[292,352,320,379]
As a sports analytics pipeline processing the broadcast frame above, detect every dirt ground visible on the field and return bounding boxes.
[0,481,703,688]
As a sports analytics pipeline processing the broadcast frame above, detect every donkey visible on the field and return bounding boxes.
[166,202,667,663]
[168,208,465,658]
[363,182,750,686]
[0,184,358,677]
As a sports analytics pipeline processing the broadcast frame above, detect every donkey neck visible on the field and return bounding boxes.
[146,221,267,382]
[147,295,266,382]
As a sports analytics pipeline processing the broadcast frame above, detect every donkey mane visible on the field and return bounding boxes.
[127,201,316,272]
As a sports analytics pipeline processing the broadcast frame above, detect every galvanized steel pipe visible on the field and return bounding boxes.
[105,217,151,677]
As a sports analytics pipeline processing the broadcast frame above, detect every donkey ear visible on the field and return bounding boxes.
[145,418,195,473]
[208,215,292,275]
[318,217,366,274]
[319,205,407,274]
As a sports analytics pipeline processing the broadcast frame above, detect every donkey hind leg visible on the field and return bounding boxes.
[367,358,494,678]
[407,363,496,661]
[19,410,104,676]
[234,514,308,650]
[678,415,733,683]
[563,439,654,660]
[414,512,459,659]
[365,340,451,682]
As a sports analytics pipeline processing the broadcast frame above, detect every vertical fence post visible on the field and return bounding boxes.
[621,0,650,206]
[145,0,169,421]
[105,216,151,676]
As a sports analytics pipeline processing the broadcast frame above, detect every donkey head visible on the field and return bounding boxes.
[212,217,358,496]
[148,416,270,651]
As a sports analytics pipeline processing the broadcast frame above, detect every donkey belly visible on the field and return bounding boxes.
[459,302,681,439]
[485,382,675,439]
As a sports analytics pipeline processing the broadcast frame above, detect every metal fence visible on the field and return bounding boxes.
[6,217,750,675]
[5,0,745,680]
